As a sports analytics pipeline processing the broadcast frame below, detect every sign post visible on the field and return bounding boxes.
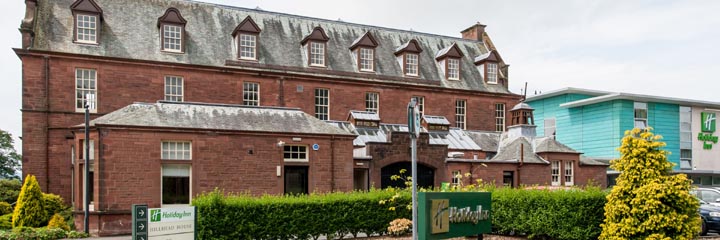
[83,93,95,234]
[132,204,148,240]
[408,99,421,240]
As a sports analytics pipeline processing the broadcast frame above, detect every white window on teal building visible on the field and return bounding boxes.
[634,102,648,129]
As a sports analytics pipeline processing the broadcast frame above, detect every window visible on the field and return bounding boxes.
[79,140,95,160]
[405,53,419,76]
[447,58,460,80]
[76,14,97,44]
[309,42,325,66]
[412,96,425,116]
[495,103,506,132]
[162,24,183,52]
[503,171,514,187]
[164,76,183,102]
[243,82,260,106]
[564,161,574,186]
[634,102,648,129]
[161,141,191,160]
[680,106,692,149]
[359,48,374,71]
[365,92,379,113]
[544,118,556,137]
[487,63,498,84]
[551,161,560,186]
[283,145,308,162]
[315,88,329,120]
[451,170,461,186]
[680,149,692,170]
[162,164,190,205]
[239,34,257,60]
[455,99,466,129]
[75,69,97,112]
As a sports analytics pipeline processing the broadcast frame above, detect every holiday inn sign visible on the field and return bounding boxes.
[699,112,718,150]
[418,192,492,239]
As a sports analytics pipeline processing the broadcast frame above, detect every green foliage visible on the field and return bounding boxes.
[0,130,21,180]
[42,193,68,224]
[0,214,11,230]
[192,188,411,239]
[47,213,70,231]
[600,128,700,240]
[12,175,47,228]
[0,179,21,203]
[0,202,12,215]
[0,227,88,239]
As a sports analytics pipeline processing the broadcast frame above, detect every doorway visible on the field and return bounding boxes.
[284,166,308,195]
[381,162,434,189]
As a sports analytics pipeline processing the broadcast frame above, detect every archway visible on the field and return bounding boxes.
[381,162,434,189]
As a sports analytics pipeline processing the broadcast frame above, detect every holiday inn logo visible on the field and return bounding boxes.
[702,112,716,133]
[150,209,161,222]
[699,112,718,150]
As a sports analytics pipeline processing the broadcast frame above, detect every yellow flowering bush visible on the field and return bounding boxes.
[600,128,700,239]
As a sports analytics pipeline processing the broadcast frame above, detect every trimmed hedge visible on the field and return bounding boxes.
[192,189,410,239]
[491,187,607,240]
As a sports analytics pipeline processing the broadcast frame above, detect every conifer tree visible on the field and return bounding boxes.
[11,175,47,228]
[600,128,700,239]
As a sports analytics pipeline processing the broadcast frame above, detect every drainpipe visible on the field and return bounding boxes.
[44,55,50,190]
[330,135,336,191]
[518,143,524,187]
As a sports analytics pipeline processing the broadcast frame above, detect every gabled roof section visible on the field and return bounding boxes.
[435,43,464,60]
[157,8,187,27]
[232,16,261,37]
[394,39,423,55]
[491,137,548,164]
[300,26,330,45]
[466,131,500,152]
[71,0,103,14]
[533,137,579,154]
[474,50,501,64]
[349,31,379,50]
[88,101,353,136]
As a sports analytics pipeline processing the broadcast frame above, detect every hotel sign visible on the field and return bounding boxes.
[699,112,718,150]
[418,192,491,239]
[133,205,196,240]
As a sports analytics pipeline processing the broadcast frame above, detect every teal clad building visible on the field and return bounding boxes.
[526,88,720,185]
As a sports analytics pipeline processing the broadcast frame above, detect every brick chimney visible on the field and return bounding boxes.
[460,22,486,42]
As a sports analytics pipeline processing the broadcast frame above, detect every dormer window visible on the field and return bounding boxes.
[157,8,187,53]
[350,32,379,72]
[395,39,423,77]
[436,43,464,80]
[232,16,262,61]
[71,0,103,45]
[486,63,498,84]
[475,50,502,84]
[301,27,330,67]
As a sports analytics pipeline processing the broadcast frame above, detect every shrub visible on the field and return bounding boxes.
[47,213,70,231]
[0,227,88,240]
[0,214,11,230]
[12,175,47,228]
[43,193,68,223]
[600,128,700,239]
[387,218,412,236]
[192,189,410,239]
[0,202,11,215]
[0,179,21,204]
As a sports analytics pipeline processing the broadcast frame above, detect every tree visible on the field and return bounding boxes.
[0,130,21,180]
[600,128,700,240]
[12,174,46,228]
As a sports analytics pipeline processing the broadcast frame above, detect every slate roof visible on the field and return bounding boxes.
[31,0,512,93]
[89,101,353,135]
[491,136,548,164]
[466,131,500,152]
[579,156,611,166]
[533,137,579,154]
[428,128,482,150]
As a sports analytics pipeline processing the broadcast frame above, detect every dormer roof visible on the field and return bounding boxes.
[300,26,330,45]
[474,50,501,64]
[394,39,423,55]
[435,43,464,60]
[349,31,379,50]
[232,16,261,37]
[157,8,187,27]
[70,0,103,15]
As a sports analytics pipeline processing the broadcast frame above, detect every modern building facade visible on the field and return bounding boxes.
[17,0,606,235]
[526,88,720,185]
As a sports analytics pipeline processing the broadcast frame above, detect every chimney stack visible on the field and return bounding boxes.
[460,22,487,42]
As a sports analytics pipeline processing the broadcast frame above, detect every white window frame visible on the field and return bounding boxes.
[161,141,192,160]
[365,92,379,113]
[634,102,648,129]
[161,164,191,207]
[487,63,498,84]
[162,24,183,53]
[451,170,461,186]
[283,145,308,162]
[447,58,460,80]
[164,76,184,102]
[564,161,574,186]
[405,53,419,76]
[75,14,98,44]
[680,149,692,170]
[315,88,329,120]
[412,96,425,116]
[75,68,97,113]
[551,161,560,186]
[239,34,257,60]
[680,106,692,149]
[455,99,466,129]
[243,82,260,106]
[359,48,374,72]
[309,41,326,67]
[495,103,506,132]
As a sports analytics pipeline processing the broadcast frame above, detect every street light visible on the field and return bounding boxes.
[84,93,95,234]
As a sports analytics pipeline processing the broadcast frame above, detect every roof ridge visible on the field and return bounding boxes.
[155,101,303,111]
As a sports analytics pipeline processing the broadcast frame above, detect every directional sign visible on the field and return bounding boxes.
[132,204,148,240]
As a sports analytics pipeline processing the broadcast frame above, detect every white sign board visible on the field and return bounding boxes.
[148,207,195,240]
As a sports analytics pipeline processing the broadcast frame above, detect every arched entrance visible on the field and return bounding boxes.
[381,162,434,189]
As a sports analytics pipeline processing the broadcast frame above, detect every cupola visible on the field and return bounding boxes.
[507,102,536,139]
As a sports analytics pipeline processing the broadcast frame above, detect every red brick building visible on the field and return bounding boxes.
[16,0,606,235]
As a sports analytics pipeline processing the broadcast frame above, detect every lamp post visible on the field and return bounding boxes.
[84,93,95,234]
[407,99,420,240]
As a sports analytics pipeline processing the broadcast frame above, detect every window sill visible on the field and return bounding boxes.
[309,64,327,68]
[75,109,98,114]
[73,41,100,46]
[161,50,185,55]
[239,57,258,62]
[359,69,375,73]
[447,78,460,81]
[486,81,498,85]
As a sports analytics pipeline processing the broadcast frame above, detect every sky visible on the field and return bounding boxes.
[1,0,719,152]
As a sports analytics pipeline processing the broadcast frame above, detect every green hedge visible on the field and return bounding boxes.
[491,188,607,240]
[0,227,88,240]
[192,189,410,239]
